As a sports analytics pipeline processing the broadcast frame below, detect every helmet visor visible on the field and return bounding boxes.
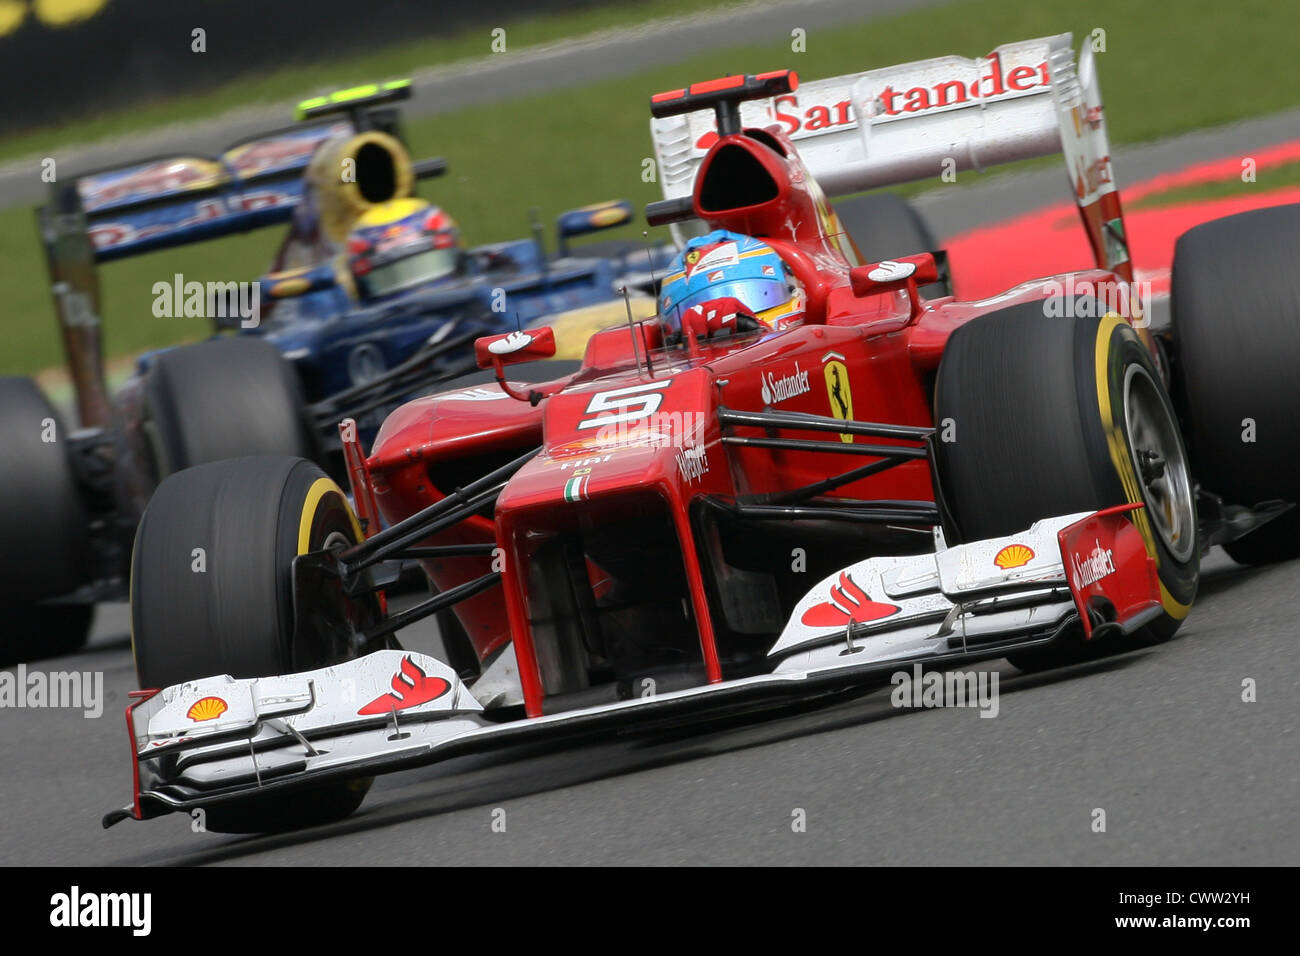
[665,276,791,327]
[363,248,459,297]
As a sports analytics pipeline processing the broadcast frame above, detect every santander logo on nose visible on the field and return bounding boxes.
[358,655,451,715]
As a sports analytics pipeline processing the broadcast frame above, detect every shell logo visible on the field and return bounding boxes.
[186,696,229,722]
[993,544,1035,570]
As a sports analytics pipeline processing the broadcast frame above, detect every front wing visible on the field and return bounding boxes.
[105,504,1161,826]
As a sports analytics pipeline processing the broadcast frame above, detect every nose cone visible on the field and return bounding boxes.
[496,367,724,515]
[368,382,544,471]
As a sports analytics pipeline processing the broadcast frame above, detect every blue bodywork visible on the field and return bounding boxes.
[44,83,677,449]
[75,120,673,432]
[126,232,672,435]
[248,237,662,407]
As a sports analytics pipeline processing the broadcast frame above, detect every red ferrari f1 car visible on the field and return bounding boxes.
[109,34,1300,831]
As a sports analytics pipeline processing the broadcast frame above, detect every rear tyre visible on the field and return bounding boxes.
[832,193,947,297]
[1170,203,1300,564]
[0,377,93,661]
[131,455,379,831]
[143,337,316,481]
[933,302,1198,670]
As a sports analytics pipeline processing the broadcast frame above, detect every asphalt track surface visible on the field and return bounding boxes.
[4,13,1300,866]
[5,548,1296,866]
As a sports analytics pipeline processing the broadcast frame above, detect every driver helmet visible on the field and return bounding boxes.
[658,229,804,335]
[347,198,462,300]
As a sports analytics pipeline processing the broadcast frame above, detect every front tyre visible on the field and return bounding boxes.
[934,303,1198,669]
[131,455,379,831]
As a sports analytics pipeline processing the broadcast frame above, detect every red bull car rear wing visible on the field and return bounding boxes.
[39,78,435,265]
[62,121,350,263]
[34,79,448,429]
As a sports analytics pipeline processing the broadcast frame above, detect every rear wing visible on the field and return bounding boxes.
[43,120,352,264]
[650,34,1125,274]
[36,78,443,266]
[37,79,445,429]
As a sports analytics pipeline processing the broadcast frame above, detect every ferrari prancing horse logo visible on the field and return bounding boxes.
[822,353,853,443]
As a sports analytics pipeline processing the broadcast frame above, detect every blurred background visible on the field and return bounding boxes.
[2,0,1297,380]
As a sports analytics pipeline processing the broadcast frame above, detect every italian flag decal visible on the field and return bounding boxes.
[563,474,590,502]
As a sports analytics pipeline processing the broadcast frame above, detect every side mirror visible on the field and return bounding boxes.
[555,200,633,256]
[474,327,557,369]
[849,253,939,319]
[473,327,560,404]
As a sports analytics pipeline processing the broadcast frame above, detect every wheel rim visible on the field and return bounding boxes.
[1123,365,1196,563]
[321,530,352,552]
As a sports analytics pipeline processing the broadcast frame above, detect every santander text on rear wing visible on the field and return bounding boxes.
[650,34,1127,277]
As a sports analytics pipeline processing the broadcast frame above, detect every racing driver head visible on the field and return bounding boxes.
[346,198,463,300]
[658,229,805,338]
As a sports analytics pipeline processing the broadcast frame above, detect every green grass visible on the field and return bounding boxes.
[5,0,1300,376]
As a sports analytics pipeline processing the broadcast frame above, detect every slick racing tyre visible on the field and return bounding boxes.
[132,456,381,831]
[0,377,93,662]
[934,302,1199,670]
[143,337,317,481]
[832,193,948,298]
[1171,203,1300,564]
